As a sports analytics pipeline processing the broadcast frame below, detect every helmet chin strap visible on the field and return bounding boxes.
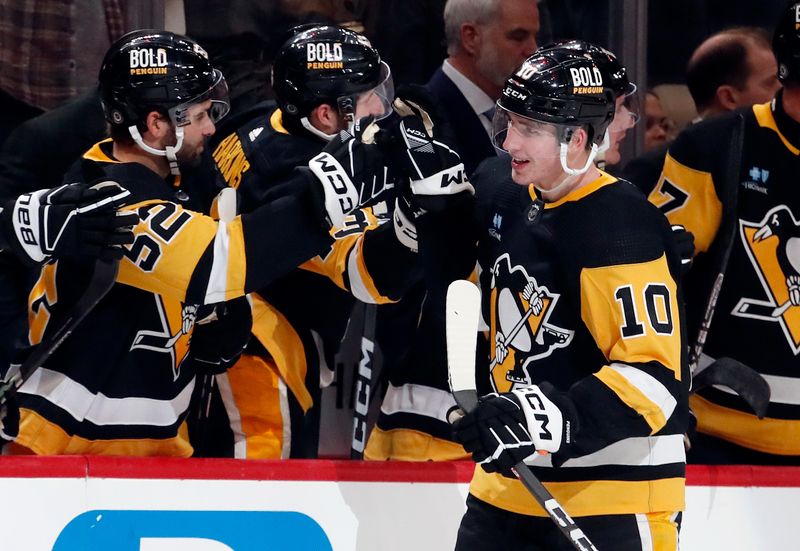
[559,142,598,176]
[300,117,337,142]
[128,125,185,175]
[537,142,599,200]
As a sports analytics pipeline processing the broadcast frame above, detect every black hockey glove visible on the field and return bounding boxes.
[307,116,400,228]
[452,383,578,478]
[187,297,253,375]
[0,180,137,266]
[0,375,19,442]
[387,91,473,213]
[671,224,695,276]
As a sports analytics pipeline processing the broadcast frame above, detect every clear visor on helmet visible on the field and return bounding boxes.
[491,104,580,158]
[345,61,395,121]
[169,69,231,127]
[610,83,640,133]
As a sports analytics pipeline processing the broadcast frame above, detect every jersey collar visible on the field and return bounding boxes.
[84,139,119,163]
[764,89,800,154]
[527,170,617,208]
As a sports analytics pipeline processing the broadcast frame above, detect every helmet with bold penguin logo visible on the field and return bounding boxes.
[494,43,617,147]
[98,29,230,129]
[773,1,800,83]
[271,24,393,121]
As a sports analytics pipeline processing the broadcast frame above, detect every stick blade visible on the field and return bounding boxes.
[693,356,771,418]
[446,280,481,412]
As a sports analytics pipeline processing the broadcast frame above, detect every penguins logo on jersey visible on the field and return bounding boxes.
[733,205,800,354]
[489,254,574,393]
[130,300,195,379]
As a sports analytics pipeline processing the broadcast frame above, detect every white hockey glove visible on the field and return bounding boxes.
[390,95,474,212]
[452,383,578,477]
[0,181,137,265]
[308,116,399,228]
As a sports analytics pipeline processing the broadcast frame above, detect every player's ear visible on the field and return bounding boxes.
[144,110,170,139]
[309,103,341,135]
[567,127,589,152]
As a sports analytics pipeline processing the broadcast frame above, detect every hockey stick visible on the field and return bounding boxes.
[688,113,745,371]
[350,302,380,459]
[692,356,770,418]
[0,258,119,405]
[446,280,598,551]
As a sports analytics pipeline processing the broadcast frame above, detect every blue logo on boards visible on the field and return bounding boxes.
[53,510,333,551]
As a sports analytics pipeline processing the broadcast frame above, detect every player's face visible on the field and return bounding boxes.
[604,95,637,165]
[738,45,780,107]
[476,0,540,88]
[502,114,563,186]
[176,100,216,167]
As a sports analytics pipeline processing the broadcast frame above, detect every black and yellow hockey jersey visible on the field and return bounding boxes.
[15,140,334,456]
[454,159,688,517]
[209,106,419,458]
[649,94,800,456]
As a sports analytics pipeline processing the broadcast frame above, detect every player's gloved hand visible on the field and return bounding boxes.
[307,116,400,228]
[0,375,20,442]
[187,296,253,375]
[671,224,695,276]
[392,193,423,252]
[0,180,137,265]
[452,383,578,477]
[387,90,473,212]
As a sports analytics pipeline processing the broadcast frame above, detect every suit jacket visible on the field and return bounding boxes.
[425,67,496,176]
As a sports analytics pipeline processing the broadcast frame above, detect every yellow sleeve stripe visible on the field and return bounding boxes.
[249,294,313,411]
[595,365,670,433]
[649,153,721,254]
[580,255,682,379]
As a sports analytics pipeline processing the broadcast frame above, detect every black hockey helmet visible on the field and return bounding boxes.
[540,40,636,98]
[494,45,617,148]
[538,40,639,130]
[271,24,393,120]
[773,1,800,83]
[98,29,230,129]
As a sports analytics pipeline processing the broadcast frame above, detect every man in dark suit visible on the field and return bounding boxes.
[623,26,780,195]
[425,0,539,175]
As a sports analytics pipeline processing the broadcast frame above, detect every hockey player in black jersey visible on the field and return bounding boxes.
[7,30,398,456]
[433,43,688,549]
[648,2,800,464]
[207,25,422,458]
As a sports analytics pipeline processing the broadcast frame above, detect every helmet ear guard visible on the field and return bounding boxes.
[773,2,800,83]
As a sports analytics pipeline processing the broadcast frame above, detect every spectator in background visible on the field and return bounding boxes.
[425,0,539,175]
[624,27,780,195]
[0,0,127,146]
[644,90,674,152]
